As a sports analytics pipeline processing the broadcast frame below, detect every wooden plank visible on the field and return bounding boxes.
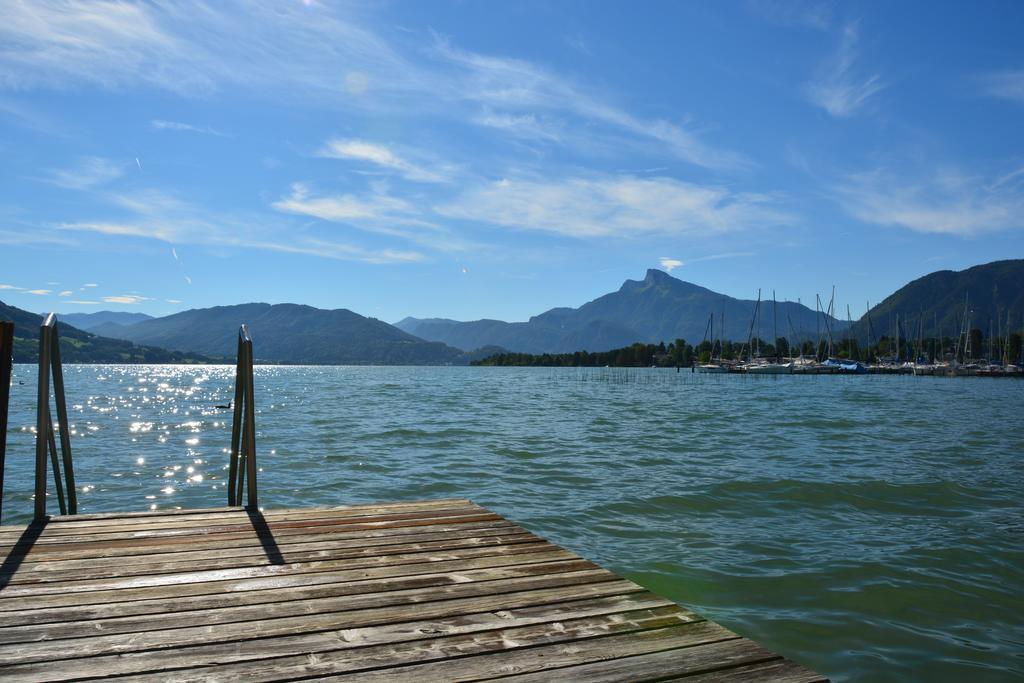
[0,506,493,544]
[35,498,472,524]
[0,530,541,584]
[1,520,522,565]
[0,580,650,665]
[2,518,520,562]
[483,640,781,682]
[662,658,828,682]
[0,597,684,681]
[0,550,581,612]
[0,559,599,627]
[0,500,486,536]
[322,623,749,682]
[111,608,716,683]
[0,568,622,645]
[0,542,568,598]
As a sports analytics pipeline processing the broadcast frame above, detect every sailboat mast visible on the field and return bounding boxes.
[772,290,778,362]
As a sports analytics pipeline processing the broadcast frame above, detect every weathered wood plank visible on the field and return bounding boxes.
[0,559,598,627]
[1,518,520,562]
[0,580,650,665]
[0,542,568,598]
[0,598,684,681]
[663,658,828,683]
[36,497,471,525]
[0,530,540,583]
[0,521,523,568]
[323,624,749,682]
[0,550,581,612]
[0,568,625,644]
[114,609,718,683]
[0,506,494,545]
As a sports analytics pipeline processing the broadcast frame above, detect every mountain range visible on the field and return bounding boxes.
[55,310,154,331]
[84,303,491,365]
[397,268,845,354]
[5,259,1021,364]
[1,301,214,364]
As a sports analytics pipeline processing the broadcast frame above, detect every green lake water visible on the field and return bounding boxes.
[2,365,1021,681]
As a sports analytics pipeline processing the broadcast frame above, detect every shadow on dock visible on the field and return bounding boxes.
[245,506,285,565]
[0,519,48,588]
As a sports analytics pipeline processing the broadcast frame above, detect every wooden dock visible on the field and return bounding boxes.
[0,498,825,681]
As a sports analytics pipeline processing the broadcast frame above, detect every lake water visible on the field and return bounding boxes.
[2,364,1022,681]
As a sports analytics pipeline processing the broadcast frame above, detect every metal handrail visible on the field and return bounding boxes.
[0,320,13,524]
[227,324,257,508]
[35,313,77,520]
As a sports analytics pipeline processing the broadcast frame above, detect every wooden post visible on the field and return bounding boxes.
[242,331,257,507]
[227,333,245,507]
[0,321,13,525]
[35,316,53,520]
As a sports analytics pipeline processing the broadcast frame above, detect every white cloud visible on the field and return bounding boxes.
[318,139,450,183]
[979,70,1024,105]
[103,295,152,305]
[432,36,744,169]
[58,290,73,296]
[26,289,51,295]
[0,2,741,171]
[66,300,98,305]
[835,166,1024,236]
[166,299,183,304]
[57,186,427,265]
[659,258,683,271]
[805,21,885,117]
[81,283,98,289]
[0,2,415,97]
[435,175,789,238]
[45,157,123,190]
[151,119,226,136]
[0,284,21,290]
[474,109,562,142]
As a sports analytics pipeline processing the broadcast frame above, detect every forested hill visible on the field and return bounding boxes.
[851,260,1024,341]
[92,303,484,365]
[1,301,216,363]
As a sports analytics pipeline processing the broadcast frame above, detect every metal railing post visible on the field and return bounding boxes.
[35,318,52,519]
[34,314,76,520]
[227,325,257,508]
[0,320,13,525]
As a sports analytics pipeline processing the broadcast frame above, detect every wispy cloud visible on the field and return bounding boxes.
[25,289,51,295]
[432,36,745,169]
[317,139,449,183]
[0,284,21,290]
[58,290,72,296]
[57,186,427,265]
[103,295,152,305]
[45,157,124,190]
[655,252,753,274]
[66,300,99,305]
[835,166,1024,236]
[151,119,226,136]
[978,70,1024,105]
[435,175,789,238]
[0,2,742,171]
[81,283,98,289]
[805,21,885,117]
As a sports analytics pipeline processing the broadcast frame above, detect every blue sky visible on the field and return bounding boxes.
[1,1,1022,323]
